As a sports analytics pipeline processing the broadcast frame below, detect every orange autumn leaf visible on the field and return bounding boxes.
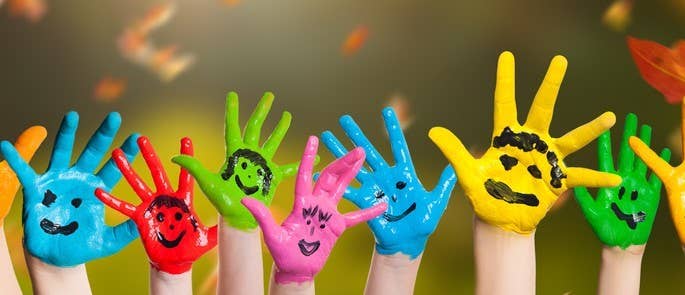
[93,76,127,102]
[602,0,633,32]
[341,25,369,57]
[385,94,415,130]
[627,36,685,104]
[7,0,46,22]
[222,0,240,7]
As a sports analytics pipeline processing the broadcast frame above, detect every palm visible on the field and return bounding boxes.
[172,92,299,230]
[0,112,139,267]
[430,52,621,234]
[321,108,456,258]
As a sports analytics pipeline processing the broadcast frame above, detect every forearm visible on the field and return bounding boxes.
[597,245,644,295]
[0,227,21,295]
[268,266,315,295]
[364,250,421,295]
[473,216,535,295]
[217,216,264,295]
[25,252,91,295]
[149,268,192,295]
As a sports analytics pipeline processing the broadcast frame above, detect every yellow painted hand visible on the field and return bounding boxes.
[429,52,621,234]
[0,126,47,222]
[629,99,685,244]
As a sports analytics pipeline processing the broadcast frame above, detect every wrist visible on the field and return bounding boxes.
[25,253,91,295]
[222,214,258,231]
[598,245,644,295]
[150,261,193,275]
[149,267,192,295]
[375,237,427,259]
[273,270,314,285]
[364,250,422,295]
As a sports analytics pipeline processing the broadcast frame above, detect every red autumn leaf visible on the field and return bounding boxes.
[627,36,685,104]
[341,25,369,57]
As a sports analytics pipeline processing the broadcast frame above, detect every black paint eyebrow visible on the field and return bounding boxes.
[318,211,332,222]
[303,205,320,218]
[42,190,57,207]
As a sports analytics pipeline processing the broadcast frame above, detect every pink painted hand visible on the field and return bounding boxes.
[242,136,387,284]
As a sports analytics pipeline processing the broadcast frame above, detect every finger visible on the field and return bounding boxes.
[340,115,389,172]
[524,55,568,133]
[321,130,371,181]
[344,201,387,228]
[262,111,291,159]
[0,141,38,191]
[241,197,280,241]
[629,137,674,182]
[634,124,652,178]
[244,92,274,147]
[573,187,598,216]
[432,165,457,199]
[97,134,140,188]
[48,111,79,171]
[565,167,622,188]
[295,136,318,197]
[177,137,194,199]
[382,107,413,166]
[74,112,122,172]
[596,131,614,172]
[313,147,365,202]
[556,112,616,157]
[493,51,518,132]
[94,188,136,218]
[0,126,47,200]
[428,127,476,173]
[650,148,672,190]
[103,219,139,256]
[225,92,242,154]
[618,113,638,173]
[113,148,154,200]
[138,136,172,194]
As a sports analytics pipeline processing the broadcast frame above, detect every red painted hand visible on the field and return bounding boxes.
[95,136,217,274]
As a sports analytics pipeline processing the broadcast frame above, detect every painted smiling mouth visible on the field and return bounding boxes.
[40,219,79,236]
[235,175,259,195]
[157,230,186,248]
[383,202,417,222]
[610,203,645,230]
[484,179,539,207]
[297,239,320,256]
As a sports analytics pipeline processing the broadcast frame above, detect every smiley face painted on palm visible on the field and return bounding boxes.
[611,186,646,229]
[221,149,273,198]
[484,126,567,207]
[297,205,333,256]
[145,195,197,248]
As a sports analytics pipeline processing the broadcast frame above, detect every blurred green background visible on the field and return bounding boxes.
[1,0,685,293]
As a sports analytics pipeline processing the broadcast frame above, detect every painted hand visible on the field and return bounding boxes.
[575,114,670,248]
[0,112,140,267]
[0,126,47,222]
[95,136,217,274]
[320,108,456,259]
[172,92,300,230]
[241,136,387,284]
[630,99,685,244]
[429,52,622,234]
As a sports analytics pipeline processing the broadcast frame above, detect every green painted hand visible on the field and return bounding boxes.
[172,92,300,230]
[574,113,670,249]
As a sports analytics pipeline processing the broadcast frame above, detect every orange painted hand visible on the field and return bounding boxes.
[429,52,621,234]
[630,99,685,244]
[0,126,47,222]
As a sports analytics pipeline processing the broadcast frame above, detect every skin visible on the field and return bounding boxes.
[575,113,670,249]
[0,112,140,267]
[241,136,387,285]
[0,126,47,295]
[630,98,685,245]
[428,52,622,294]
[95,136,217,275]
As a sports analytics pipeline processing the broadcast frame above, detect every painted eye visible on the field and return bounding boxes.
[306,219,311,225]
[156,213,165,222]
[320,224,326,229]
[241,162,248,169]
[71,198,82,208]
[631,191,638,201]
[618,187,626,199]
[175,212,183,221]
[527,165,542,179]
[396,181,407,190]
[42,190,57,207]
[374,190,385,199]
[257,169,263,176]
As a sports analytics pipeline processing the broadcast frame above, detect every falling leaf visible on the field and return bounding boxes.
[222,0,240,7]
[7,0,46,22]
[156,53,195,82]
[668,126,683,160]
[627,36,685,104]
[93,76,127,102]
[341,25,369,57]
[135,3,176,35]
[385,94,415,130]
[602,0,634,32]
